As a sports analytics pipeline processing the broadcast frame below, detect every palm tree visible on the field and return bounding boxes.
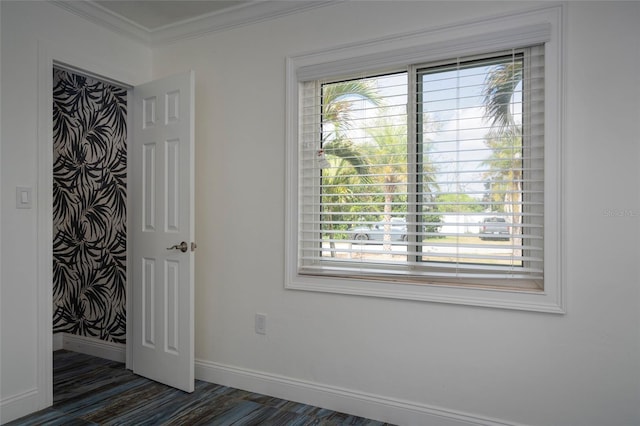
[482,60,523,134]
[321,80,382,138]
[482,59,524,233]
[367,117,443,250]
[319,80,382,256]
[366,122,407,251]
[482,132,522,217]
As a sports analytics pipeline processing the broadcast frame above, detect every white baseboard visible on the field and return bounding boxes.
[1,334,124,424]
[59,333,126,363]
[53,332,64,351]
[194,359,516,426]
[45,335,517,425]
[0,388,41,424]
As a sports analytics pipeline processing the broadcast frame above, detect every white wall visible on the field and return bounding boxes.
[151,2,640,425]
[0,1,151,422]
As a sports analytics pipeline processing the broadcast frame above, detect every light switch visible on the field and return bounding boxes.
[16,186,33,209]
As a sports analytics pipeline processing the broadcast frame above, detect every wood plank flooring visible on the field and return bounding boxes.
[7,350,394,426]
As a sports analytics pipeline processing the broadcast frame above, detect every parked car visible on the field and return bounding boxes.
[479,217,510,240]
[350,218,407,242]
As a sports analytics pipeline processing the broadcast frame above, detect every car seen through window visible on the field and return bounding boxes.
[350,218,407,242]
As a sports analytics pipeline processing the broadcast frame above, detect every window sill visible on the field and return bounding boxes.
[286,272,563,313]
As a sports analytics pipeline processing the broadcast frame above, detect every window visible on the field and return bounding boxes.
[286,7,564,312]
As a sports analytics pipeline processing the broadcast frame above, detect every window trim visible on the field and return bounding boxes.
[285,5,565,313]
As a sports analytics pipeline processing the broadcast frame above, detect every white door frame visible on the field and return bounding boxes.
[36,41,140,410]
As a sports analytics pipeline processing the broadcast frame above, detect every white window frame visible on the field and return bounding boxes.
[285,5,565,313]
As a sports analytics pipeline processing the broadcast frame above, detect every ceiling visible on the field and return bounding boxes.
[93,1,254,31]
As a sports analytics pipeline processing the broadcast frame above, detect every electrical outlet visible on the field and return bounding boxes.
[255,313,267,335]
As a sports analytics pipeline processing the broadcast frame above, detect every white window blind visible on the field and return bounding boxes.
[297,46,545,289]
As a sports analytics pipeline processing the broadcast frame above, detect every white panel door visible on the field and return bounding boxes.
[131,71,195,392]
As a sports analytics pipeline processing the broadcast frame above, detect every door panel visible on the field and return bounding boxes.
[131,71,195,392]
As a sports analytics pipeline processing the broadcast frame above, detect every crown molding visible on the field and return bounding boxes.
[150,1,338,46]
[50,1,339,47]
[50,0,151,45]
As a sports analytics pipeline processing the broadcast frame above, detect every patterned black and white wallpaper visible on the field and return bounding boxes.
[52,68,127,343]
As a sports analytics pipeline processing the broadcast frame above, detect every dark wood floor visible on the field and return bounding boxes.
[7,350,394,425]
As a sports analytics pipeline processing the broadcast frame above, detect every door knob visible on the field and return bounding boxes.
[167,241,188,253]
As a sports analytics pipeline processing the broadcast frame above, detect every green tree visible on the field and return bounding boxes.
[482,61,524,226]
[367,119,442,248]
[482,61,523,135]
[482,133,522,216]
[435,193,485,213]
[320,81,382,254]
[321,81,382,139]
[367,122,408,251]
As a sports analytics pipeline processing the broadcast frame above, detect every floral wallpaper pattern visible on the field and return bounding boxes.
[52,68,127,343]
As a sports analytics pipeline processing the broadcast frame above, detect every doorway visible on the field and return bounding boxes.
[38,46,196,409]
[52,67,129,347]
